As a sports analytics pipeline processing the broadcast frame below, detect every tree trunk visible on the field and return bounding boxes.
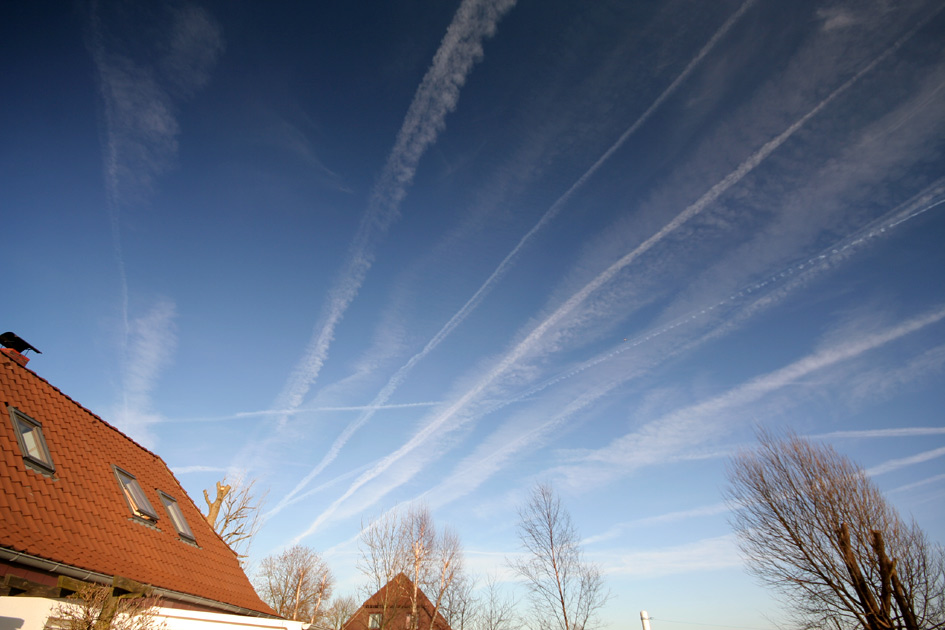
[203,481,231,528]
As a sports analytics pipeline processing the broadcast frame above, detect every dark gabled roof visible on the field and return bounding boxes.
[0,352,275,616]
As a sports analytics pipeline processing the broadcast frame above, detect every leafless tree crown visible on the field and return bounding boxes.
[474,574,522,630]
[326,595,359,630]
[51,583,164,630]
[725,429,945,630]
[255,544,334,623]
[358,504,467,630]
[508,483,609,630]
[203,475,267,561]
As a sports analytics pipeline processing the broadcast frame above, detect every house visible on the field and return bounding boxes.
[0,334,276,618]
[342,573,451,630]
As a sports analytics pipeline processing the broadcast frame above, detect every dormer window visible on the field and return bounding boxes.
[114,467,159,521]
[159,491,196,541]
[8,406,55,475]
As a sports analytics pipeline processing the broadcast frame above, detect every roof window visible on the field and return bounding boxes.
[114,467,160,521]
[159,491,196,541]
[8,406,55,475]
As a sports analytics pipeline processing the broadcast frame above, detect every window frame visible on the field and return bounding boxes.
[8,406,55,475]
[368,614,383,629]
[113,466,160,522]
[159,491,196,542]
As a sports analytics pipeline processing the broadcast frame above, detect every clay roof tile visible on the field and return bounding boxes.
[0,353,274,616]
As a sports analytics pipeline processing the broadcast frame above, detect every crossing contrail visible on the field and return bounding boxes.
[289,13,917,541]
[270,0,518,427]
[270,0,757,515]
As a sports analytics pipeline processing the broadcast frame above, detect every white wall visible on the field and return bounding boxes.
[0,597,305,630]
[0,597,56,630]
[157,607,306,630]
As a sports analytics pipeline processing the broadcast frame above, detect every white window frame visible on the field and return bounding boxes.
[369,614,383,629]
[114,466,160,521]
[8,406,55,474]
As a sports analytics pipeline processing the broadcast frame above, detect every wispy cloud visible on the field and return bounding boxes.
[493,187,945,413]
[284,24,940,539]
[272,0,519,421]
[159,5,226,99]
[555,307,945,490]
[599,534,742,577]
[583,503,731,546]
[88,3,224,296]
[890,473,945,494]
[867,446,945,476]
[171,465,229,475]
[417,192,945,506]
[109,298,178,447]
[87,4,223,446]
[269,0,758,516]
[169,401,442,424]
[815,427,945,440]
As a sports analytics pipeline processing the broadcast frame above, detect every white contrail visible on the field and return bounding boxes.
[271,0,756,514]
[497,188,945,407]
[816,427,945,440]
[868,446,945,476]
[582,503,731,546]
[171,401,441,424]
[571,307,945,476]
[272,0,518,423]
[420,187,944,503]
[890,473,945,494]
[87,3,223,440]
[290,25,915,542]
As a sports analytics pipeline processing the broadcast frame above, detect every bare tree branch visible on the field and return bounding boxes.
[254,545,334,622]
[358,504,467,630]
[51,583,164,630]
[725,429,945,630]
[202,475,266,561]
[326,595,359,630]
[508,483,609,630]
[474,574,521,630]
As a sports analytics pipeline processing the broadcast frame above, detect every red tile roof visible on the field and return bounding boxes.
[343,573,451,630]
[0,352,275,616]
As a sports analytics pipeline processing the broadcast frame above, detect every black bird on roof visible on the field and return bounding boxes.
[0,332,42,355]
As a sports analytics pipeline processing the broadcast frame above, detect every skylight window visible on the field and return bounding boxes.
[8,406,55,474]
[114,467,160,521]
[159,491,196,541]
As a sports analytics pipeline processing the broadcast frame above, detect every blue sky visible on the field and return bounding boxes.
[3,0,945,627]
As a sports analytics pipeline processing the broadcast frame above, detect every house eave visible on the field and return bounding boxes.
[0,546,281,619]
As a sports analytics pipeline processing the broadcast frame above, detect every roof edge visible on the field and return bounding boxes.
[1,354,170,472]
[0,546,279,619]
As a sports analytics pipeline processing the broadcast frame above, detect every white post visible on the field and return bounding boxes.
[640,610,651,630]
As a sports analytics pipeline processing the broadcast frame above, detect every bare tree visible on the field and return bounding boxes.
[474,574,522,630]
[358,504,467,630]
[255,545,334,623]
[51,582,163,630]
[203,475,266,561]
[440,571,478,630]
[509,483,609,630]
[725,429,945,630]
[325,595,359,630]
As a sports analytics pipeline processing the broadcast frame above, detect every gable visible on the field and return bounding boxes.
[0,354,274,616]
[343,574,451,630]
